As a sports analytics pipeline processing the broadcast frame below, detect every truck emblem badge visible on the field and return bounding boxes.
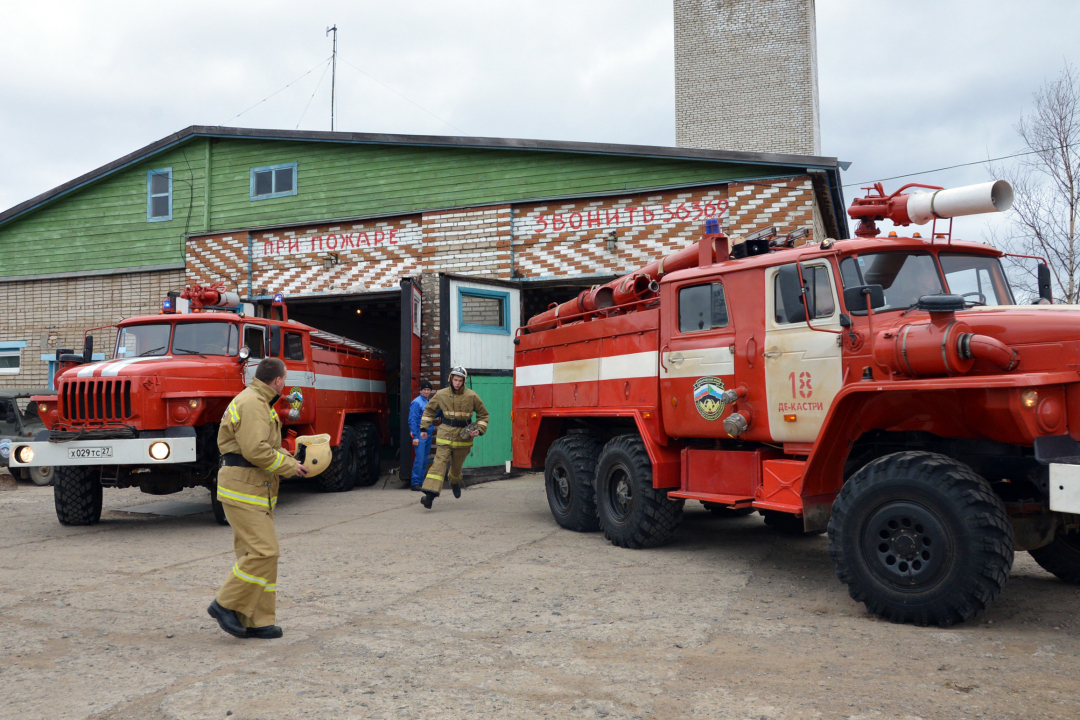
[287,388,304,420]
[693,376,726,421]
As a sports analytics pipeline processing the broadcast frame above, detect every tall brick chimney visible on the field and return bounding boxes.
[674,0,821,156]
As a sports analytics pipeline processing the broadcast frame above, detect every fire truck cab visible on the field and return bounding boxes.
[10,286,389,527]
[514,181,1080,626]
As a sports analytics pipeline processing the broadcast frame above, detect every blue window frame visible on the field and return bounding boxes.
[458,287,511,335]
[250,162,298,201]
[147,168,172,222]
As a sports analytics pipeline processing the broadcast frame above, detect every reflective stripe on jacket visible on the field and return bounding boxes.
[419,385,489,444]
[216,377,298,510]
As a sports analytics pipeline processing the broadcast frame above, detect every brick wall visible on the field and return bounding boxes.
[0,269,185,388]
[726,177,821,244]
[674,0,820,155]
[185,180,820,382]
[461,295,503,327]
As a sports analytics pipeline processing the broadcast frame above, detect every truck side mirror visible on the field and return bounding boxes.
[843,285,886,312]
[1038,262,1053,304]
[269,325,281,357]
[83,334,94,364]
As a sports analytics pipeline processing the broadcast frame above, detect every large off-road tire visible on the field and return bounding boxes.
[596,434,684,549]
[54,466,103,526]
[30,466,55,486]
[210,483,229,526]
[1028,532,1080,583]
[828,451,1014,627]
[319,425,358,493]
[761,509,825,536]
[352,421,381,487]
[545,435,603,532]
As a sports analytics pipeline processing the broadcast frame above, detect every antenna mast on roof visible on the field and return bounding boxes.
[326,25,338,131]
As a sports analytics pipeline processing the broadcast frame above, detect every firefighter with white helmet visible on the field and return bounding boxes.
[418,366,489,509]
[207,357,310,639]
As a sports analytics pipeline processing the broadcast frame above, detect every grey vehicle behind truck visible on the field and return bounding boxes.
[0,388,54,485]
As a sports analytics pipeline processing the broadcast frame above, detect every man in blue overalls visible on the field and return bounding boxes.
[408,380,435,491]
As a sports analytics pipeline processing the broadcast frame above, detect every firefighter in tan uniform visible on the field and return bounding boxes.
[418,366,489,509]
[208,358,309,639]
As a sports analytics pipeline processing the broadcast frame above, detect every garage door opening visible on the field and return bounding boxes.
[266,291,402,459]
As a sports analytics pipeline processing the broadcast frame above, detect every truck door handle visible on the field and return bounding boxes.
[763,349,782,359]
[669,352,685,366]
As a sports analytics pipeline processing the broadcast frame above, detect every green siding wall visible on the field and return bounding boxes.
[0,135,805,279]
[0,142,207,277]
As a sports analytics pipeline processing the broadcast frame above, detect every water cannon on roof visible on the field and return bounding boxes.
[848,181,1014,238]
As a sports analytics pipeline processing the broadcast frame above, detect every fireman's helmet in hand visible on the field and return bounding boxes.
[295,434,332,477]
[459,421,479,440]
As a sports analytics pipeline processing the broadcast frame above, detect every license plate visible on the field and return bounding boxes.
[68,446,113,459]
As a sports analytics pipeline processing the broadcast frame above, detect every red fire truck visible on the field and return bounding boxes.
[10,286,389,527]
[513,180,1080,626]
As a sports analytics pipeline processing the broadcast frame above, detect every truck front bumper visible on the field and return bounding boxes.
[8,437,197,468]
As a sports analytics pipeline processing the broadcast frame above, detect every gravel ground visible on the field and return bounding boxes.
[1,474,1079,719]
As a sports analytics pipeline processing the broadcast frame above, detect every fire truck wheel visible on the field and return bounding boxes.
[761,510,825,535]
[596,435,684,549]
[544,435,603,532]
[828,451,1014,627]
[1028,532,1080,583]
[319,425,359,492]
[352,422,381,487]
[53,466,103,526]
[210,483,229,526]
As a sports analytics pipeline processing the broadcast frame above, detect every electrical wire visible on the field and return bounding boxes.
[220,56,333,125]
[337,55,466,135]
[843,141,1080,188]
[295,58,334,129]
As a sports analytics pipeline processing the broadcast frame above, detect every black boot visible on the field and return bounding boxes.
[247,625,284,639]
[421,491,436,509]
[452,483,462,499]
[207,599,247,638]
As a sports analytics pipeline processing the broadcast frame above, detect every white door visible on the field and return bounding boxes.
[762,261,843,443]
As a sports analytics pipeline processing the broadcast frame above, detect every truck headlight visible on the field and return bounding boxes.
[16,446,33,464]
[149,442,170,460]
[1022,389,1039,408]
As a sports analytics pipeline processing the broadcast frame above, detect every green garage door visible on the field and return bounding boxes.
[463,374,512,468]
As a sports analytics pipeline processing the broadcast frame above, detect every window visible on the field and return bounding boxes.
[147,168,172,221]
[0,399,18,435]
[775,264,835,324]
[172,322,239,357]
[243,326,266,359]
[0,341,26,375]
[459,287,511,335]
[284,332,305,361]
[839,252,944,314]
[250,162,298,200]
[939,253,1015,307]
[678,282,729,333]
[116,324,171,358]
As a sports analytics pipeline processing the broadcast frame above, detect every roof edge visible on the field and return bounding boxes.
[0,125,842,229]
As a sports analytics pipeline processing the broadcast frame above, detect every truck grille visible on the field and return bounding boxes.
[60,380,133,421]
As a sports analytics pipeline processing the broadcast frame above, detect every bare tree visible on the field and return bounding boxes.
[990,64,1080,303]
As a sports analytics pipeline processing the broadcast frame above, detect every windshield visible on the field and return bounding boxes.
[172,322,239,357]
[116,324,171,358]
[840,252,945,314]
[939,253,1015,306]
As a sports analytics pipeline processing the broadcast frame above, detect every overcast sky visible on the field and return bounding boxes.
[2,0,1078,242]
